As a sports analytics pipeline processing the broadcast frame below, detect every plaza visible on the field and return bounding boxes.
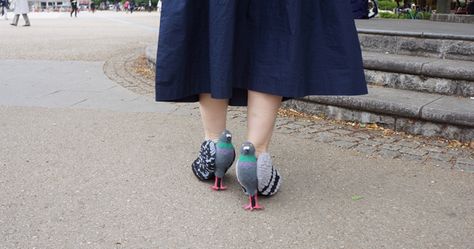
[0,11,473,248]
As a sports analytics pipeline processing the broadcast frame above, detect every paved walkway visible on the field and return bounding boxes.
[356,18,474,37]
[0,12,473,248]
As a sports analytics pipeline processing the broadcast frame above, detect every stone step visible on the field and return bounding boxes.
[357,29,474,62]
[283,86,474,142]
[145,43,474,142]
[362,52,474,97]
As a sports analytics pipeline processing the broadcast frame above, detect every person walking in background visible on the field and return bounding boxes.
[129,0,135,14]
[468,0,474,14]
[90,1,96,13]
[0,0,9,20]
[70,0,78,17]
[10,0,30,26]
[124,0,129,13]
[157,0,161,12]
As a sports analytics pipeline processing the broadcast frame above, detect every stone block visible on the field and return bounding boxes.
[398,37,443,58]
[456,81,474,97]
[358,34,399,54]
[395,117,474,142]
[431,13,474,24]
[306,87,440,118]
[454,157,474,172]
[421,96,474,127]
[362,52,428,74]
[423,59,474,81]
[445,40,474,61]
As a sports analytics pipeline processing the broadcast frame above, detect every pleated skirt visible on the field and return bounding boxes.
[155,0,367,106]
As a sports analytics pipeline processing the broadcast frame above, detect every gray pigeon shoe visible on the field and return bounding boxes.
[191,140,216,181]
[257,153,282,196]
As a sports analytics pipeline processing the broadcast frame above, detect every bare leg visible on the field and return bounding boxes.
[247,90,282,156]
[22,14,30,26]
[11,14,19,26]
[199,94,228,141]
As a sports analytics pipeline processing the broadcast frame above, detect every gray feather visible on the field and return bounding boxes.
[215,130,235,178]
[236,141,258,196]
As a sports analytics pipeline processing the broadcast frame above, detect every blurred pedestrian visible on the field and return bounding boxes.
[157,0,161,12]
[468,0,474,14]
[124,0,129,12]
[10,0,30,26]
[129,0,135,13]
[90,1,96,13]
[0,0,9,20]
[70,0,78,17]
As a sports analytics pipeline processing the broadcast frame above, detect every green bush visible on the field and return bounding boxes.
[378,0,398,10]
[422,12,431,20]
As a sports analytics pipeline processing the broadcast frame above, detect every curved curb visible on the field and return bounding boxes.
[145,44,157,68]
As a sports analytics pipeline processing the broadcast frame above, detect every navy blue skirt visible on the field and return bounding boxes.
[155,0,367,106]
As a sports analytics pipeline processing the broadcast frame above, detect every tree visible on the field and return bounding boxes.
[436,0,451,13]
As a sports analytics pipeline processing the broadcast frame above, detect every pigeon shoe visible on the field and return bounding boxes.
[257,153,282,196]
[212,130,236,190]
[192,140,216,181]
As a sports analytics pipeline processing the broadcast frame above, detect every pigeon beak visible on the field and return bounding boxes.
[243,146,250,153]
[226,134,232,139]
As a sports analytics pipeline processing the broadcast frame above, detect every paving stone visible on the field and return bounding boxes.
[454,157,474,172]
[428,159,454,169]
[294,120,312,127]
[360,139,382,147]
[395,140,422,149]
[422,146,446,153]
[376,149,401,159]
[275,127,295,135]
[314,132,337,143]
[331,129,354,136]
[353,144,379,155]
[381,144,402,151]
[341,136,362,143]
[373,137,399,144]
[399,147,429,157]
[331,140,357,149]
[352,132,372,139]
[399,153,425,161]
[299,126,323,134]
[427,152,454,162]
[285,122,305,130]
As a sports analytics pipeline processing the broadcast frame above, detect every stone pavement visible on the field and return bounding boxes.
[1,12,473,248]
[355,18,474,38]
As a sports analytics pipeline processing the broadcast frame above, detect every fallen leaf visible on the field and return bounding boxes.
[367,123,378,129]
[351,195,364,201]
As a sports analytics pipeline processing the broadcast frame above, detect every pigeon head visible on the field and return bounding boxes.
[240,142,256,156]
[218,129,232,144]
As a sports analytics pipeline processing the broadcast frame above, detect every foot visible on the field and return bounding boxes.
[243,195,264,211]
[23,24,30,26]
[211,177,227,191]
[257,153,282,196]
[191,140,216,181]
[10,23,16,26]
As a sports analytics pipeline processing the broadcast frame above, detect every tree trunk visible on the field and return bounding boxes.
[436,0,451,13]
